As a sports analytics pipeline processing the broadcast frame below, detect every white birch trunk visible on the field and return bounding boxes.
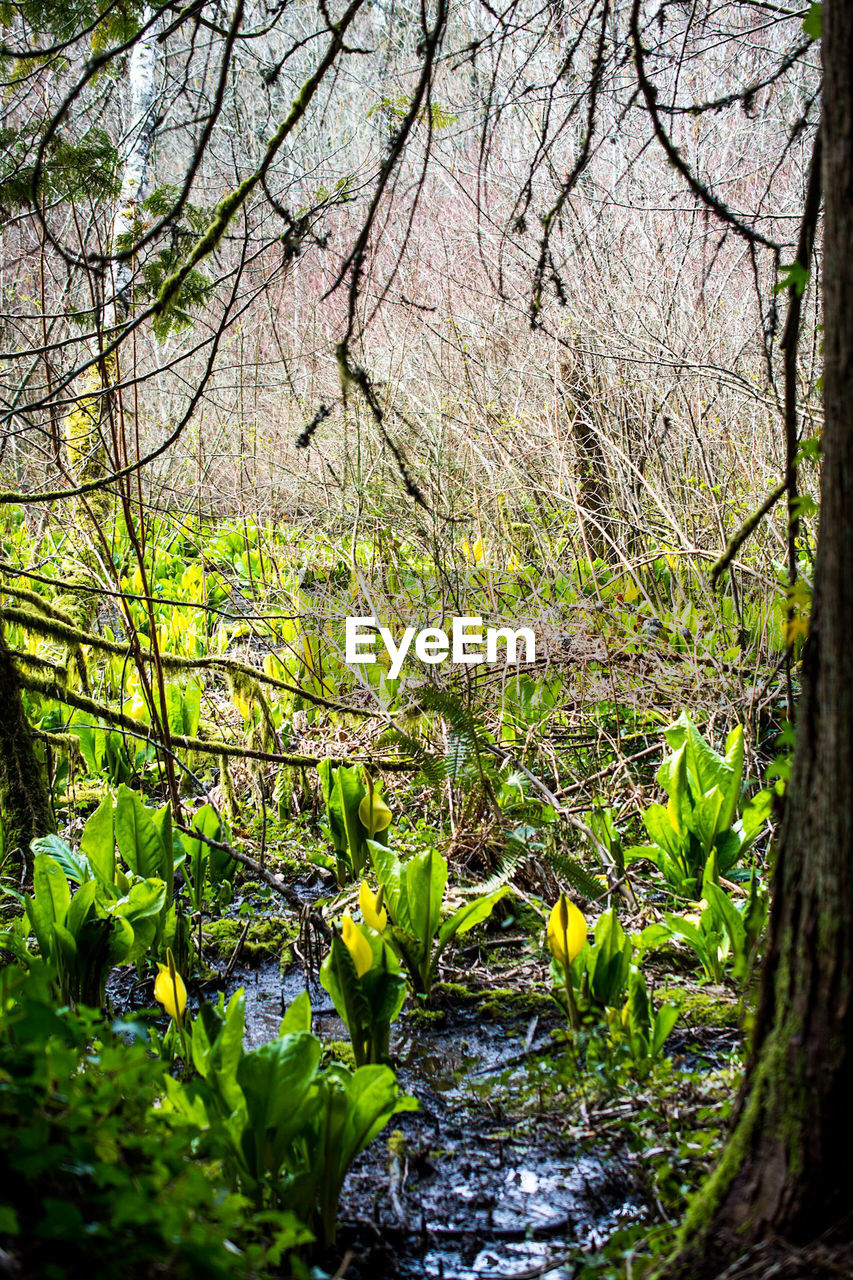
[106,6,159,328]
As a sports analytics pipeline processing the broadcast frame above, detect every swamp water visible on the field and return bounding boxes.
[229,959,646,1279]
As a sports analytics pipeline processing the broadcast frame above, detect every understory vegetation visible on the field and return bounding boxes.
[0,498,800,1278]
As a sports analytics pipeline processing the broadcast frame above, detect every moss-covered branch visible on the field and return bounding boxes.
[18,669,416,771]
[1,603,368,717]
[156,0,365,319]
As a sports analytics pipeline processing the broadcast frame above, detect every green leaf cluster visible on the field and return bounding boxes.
[318,760,390,884]
[626,713,770,897]
[0,956,307,1279]
[25,786,183,1003]
[643,867,768,984]
[367,840,504,998]
[320,926,407,1065]
[164,988,415,1249]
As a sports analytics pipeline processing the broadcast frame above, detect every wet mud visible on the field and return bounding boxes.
[228,960,647,1279]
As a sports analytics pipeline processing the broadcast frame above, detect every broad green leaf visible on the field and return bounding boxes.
[152,804,174,902]
[80,796,115,885]
[320,933,372,1040]
[665,713,737,811]
[663,913,707,953]
[68,712,99,775]
[31,854,71,943]
[193,991,246,1111]
[339,1065,402,1174]
[587,909,633,1007]
[164,684,184,737]
[720,725,744,829]
[182,683,201,737]
[437,890,503,949]
[333,766,368,877]
[652,1003,680,1055]
[115,785,166,880]
[405,847,447,963]
[715,829,743,873]
[237,1032,322,1177]
[657,742,689,831]
[31,834,89,884]
[360,937,407,1027]
[624,843,666,866]
[183,803,231,894]
[367,840,404,924]
[66,879,99,935]
[280,989,312,1035]
[628,969,651,1041]
[636,922,671,951]
[104,914,135,967]
[740,789,772,849]
[317,758,335,807]
[642,805,681,858]
[704,883,747,971]
[51,921,78,966]
[690,787,725,854]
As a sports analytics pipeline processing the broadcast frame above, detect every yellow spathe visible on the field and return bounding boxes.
[154,949,187,1021]
[342,911,373,977]
[359,881,388,932]
[547,894,587,966]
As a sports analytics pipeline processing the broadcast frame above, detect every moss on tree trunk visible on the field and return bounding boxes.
[0,618,55,873]
[664,5,853,1274]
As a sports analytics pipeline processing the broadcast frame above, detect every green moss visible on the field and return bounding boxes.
[64,785,111,808]
[478,986,555,1019]
[406,1006,446,1027]
[657,986,740,1030]
[429,981,478,1004]
[322,1040,356,1070]
[387,1129,407,1158]
[273,855,308,876]
[203,915,293,966]
[659,1041,773,1277]
[0,618,56,868]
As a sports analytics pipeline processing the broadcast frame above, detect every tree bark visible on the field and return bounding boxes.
[0,618,55,875]
[61,2,159,618]
[665,3,853,1274]
[559,352,613,565]
[108,3,159,327]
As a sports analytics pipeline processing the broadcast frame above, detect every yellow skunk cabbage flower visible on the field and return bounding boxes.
[359,881,388,933]
[462,536,485,565]
[342,911,373,977]
[547,894,587,966]
[358,790,392,838]
[154,948,187,1022]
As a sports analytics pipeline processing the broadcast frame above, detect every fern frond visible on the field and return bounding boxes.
[544,845,603,901]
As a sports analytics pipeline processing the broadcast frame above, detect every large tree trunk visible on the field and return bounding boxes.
[61,3,159,634]
[665,5,853,1275]
[0,618,55,875]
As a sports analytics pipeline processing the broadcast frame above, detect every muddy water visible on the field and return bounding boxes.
[226,960,646,1278]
